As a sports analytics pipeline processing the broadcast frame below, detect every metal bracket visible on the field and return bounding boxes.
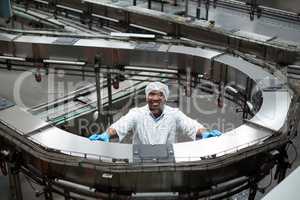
[133,144,174,163]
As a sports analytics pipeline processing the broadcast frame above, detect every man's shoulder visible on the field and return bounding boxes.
[164,105,180,114]
[129,105,148,114]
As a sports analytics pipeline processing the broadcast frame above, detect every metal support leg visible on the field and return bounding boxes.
[205,0,209,20]
[174,0,177,6]
[107,69,113,125]
[248,176,258,200]
[43,188,53,200]
[213,0,217,8]
[64,190,71,200]
[196,7,201,19]
[185,0,189,17]
[248,184,257,200]
[275,147,290,183]
[247,0,261,20]
[133,0,137,6]
[197,0,202,8]
[8,163,23,200]
[148,0,152,9]
[196,0,201,19]
[94,55,106,132]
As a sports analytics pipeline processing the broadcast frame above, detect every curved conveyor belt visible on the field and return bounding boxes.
[0,32,294,198]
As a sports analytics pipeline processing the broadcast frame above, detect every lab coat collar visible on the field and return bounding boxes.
[146,104,166,122]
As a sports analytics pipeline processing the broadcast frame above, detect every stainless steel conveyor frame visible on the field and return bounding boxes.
[0,32,297,199]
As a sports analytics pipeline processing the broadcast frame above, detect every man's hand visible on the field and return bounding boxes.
[201,129,222,139]
[89,132,110,142]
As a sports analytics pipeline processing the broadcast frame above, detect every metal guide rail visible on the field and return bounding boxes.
[0,32,296,199]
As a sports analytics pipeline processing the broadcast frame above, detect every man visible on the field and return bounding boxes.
[89,82,222,144]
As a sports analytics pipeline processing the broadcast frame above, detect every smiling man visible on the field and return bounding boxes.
[89,82,222,144]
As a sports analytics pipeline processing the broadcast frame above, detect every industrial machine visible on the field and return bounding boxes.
[0,0,299,199]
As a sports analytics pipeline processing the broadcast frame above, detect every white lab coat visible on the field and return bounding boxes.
[110,105,204,144]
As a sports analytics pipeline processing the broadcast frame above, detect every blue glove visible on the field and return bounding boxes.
[202,129,222,139]
[89,132,110,142]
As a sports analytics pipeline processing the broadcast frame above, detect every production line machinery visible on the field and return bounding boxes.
[0,0,300,199]
[0,31,299,200]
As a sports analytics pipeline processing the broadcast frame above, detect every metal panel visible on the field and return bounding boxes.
[133,144,174,163]
[29,126,133,162]
[168,45,222,58]
[0,106,48,135]
[173,124,272,162]
[0,33,16,41]
[233,30,274,42]
[52,37,80,45]
[14,35,58,44]
[250,91,291,131]
[74,38,135,49]
[214,54,283,89]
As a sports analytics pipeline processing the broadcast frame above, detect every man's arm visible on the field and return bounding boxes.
[108,108,138,141]
[176,110,222,140]
[176,109,206,140]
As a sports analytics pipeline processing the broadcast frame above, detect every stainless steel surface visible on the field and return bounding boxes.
[250,91,291,132]
[0,106,48,135]
[0,56,26,61]
[0,17,296,195]
[214,54,283,89]
[110,32,155,39]
[0,33,18,41]
[29,126,133,162]
[14,35,57,44]
[74,38,136,49]
[233,30,274,42]
[43,59,86,66]
[173,124,272,162]
[168,45,222,58]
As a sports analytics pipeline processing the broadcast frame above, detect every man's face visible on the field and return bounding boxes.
[147,90,166,115]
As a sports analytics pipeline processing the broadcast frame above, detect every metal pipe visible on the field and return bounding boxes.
[43,59,86,66]
[0,56,26,61]
[124,66,178,74]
